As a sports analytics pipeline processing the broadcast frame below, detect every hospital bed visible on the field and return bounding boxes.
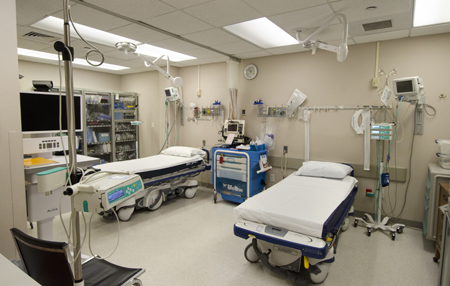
[234,161,357,284]
[92,147,210,221]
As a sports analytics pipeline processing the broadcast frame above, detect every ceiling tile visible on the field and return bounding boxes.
[151,38,201,52]
[353,29,410,44]
[180,48,224,59]
[17,25,64,42]
[348,12,411,37]
[83,0,176,22]
[411,23,450,37]
[269,4,337,34]
[182,29,241,46]
[161,0,213,9]
[145,10,214,35]
[330,0,412,22]
[184,0,262,27]
[51,4,130,32]
[234,50,272,59]
[211,41,261,54]
[109,24,172,44]
[16,0,63,26]
[243,0,327,17]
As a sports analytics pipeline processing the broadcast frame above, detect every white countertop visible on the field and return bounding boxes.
[0,254,41,285]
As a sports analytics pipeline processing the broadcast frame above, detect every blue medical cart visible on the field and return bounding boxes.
[212,147,267,204]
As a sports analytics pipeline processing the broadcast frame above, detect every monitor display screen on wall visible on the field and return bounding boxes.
[20,91,83,134]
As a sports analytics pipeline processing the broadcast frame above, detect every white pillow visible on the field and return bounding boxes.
[161,146,206,158]
[295,161,352,179]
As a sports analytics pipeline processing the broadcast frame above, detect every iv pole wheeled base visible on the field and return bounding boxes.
[354,213,405,240]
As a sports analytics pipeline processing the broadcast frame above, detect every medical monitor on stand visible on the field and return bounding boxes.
[20,91,82,156]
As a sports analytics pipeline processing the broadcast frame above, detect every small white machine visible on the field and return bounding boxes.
[393,76,424,102]
[164,87,180,101]
[65,173,144,213]
[370,123,394,141]
[224,120,245,138]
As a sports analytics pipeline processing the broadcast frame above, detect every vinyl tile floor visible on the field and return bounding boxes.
[28,187,439,286]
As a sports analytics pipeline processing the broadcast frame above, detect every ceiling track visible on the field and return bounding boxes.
[72,0,242,62]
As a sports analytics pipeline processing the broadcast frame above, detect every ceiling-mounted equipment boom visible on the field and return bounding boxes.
[296,13,349,62]
[115,42,183,87]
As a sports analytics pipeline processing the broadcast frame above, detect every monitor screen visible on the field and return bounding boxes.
[395,80,414,93]
[20,91,82,134]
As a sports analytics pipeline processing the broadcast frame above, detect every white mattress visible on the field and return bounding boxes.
[93,154,203,174]
[234,174,358,238]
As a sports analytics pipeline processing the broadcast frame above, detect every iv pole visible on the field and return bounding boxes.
[58,0,83,283]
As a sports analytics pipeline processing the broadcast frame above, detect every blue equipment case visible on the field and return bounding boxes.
[212,147,267,204]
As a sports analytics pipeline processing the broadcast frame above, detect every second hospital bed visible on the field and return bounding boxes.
[234,162,358,284]
[92,147,210,221]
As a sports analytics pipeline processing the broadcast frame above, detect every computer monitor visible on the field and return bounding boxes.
[20,91,83,134]
[392,76,423,102]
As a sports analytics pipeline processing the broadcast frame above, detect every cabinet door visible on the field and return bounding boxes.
[113,93,139,161]
[85,92,113,163]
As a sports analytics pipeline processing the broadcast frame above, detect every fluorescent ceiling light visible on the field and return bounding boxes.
[223,17,298,49]
[414,0,450,27]
[32,16,138,47]
[31,16,196,62]
[18,48,129,71]
[135,44,196,62]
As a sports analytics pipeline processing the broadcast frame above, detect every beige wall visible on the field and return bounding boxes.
[18,60,122,91]
[11,32,450,235]
[1,0,27,259]
[174,33,450,223]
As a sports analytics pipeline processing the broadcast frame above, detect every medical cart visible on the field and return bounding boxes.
[212,147,268,204]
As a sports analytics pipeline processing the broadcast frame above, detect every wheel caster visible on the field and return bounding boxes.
[391,232,396,241]
[367,228,371,237]
[397,227,404,234]
[353,220,358,227]
[433,257,439,263]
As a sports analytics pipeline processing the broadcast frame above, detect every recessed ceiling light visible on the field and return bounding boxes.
[366,6,377,11]
[414,0,450,27]
[17,48,129,71]
[223,17,298,49]
[31,16,196,62]
[136,44,196,62]
[32,16,138,47]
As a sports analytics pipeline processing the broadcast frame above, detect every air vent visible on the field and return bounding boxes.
[21,31,59,43]
[362,20,393,31]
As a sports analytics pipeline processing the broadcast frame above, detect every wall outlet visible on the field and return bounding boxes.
[371,77,379,88]
[283,146,288,154]
[270,174,275,182]
[197,89,201,97]
[202,140,206,147]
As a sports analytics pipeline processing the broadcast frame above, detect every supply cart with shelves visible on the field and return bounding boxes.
[113,93,139,161]
[212,147,268,204]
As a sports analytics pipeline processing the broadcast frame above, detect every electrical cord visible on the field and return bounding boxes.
[68,5,104,67]
[88,208,121,260]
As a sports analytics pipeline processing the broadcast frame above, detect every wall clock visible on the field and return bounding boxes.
[244,64,258,80]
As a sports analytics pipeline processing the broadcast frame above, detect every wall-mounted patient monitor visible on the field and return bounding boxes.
[164,87,179,101]
[393,76,424,102]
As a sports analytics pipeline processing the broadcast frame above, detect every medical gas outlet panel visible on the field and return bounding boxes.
[256,106,287,118]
